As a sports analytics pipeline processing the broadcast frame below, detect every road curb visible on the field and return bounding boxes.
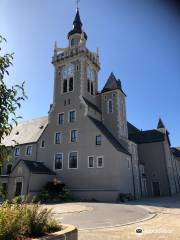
[79,205,158,231]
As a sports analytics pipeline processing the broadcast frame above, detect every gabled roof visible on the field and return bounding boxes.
[2,116,48,147]
[83,97,102,114]
[101,72,126,95]
[23,160,56,175]
[88,116,130,155]
[129,129,165,144]
[127,122,140,135]
[171,148,180,158]
[157,118,165,129]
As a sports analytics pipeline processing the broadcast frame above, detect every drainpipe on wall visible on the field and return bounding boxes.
[162,142,172,196]
[174,158,180,191]
[130,155,136,199]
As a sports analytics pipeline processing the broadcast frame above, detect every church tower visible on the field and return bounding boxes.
[101,73,128,140]
[51,8,100,116]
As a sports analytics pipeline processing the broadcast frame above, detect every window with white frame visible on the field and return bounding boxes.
[96,135,101,145]
[55,132,62,144]
[26,145,32,156]
[69,110,76,123]
[107,99,113,113]
[54,153,63,170]
[69,152,78,169]
[97,156,104,168]
[58,113,64,125]
[15,147,20,156]
[88,156,94,168]
[71,130,78,142]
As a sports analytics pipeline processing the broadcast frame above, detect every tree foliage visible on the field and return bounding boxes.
[0,36,27,164]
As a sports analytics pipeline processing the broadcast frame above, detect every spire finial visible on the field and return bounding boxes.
[76,0,80,9]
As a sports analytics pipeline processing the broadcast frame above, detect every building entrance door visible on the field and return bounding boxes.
[152,181,160,197]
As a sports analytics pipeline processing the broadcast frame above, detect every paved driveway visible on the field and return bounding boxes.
[50,202,150,230]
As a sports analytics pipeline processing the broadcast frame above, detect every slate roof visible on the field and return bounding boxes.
[127,122,140,135]
[129,129,165,144]
[2,116,48,147]
[68,8,88,40]
[171,148,180,158]
[157,118,165,129]
[101,72,126,95]
[88,116,130,155]
[83,97,102,114]
[23,160,56,175]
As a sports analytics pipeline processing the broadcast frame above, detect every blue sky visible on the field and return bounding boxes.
[1,0,180,146]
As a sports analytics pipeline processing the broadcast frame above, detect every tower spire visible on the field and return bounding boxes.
[68,6,87,40]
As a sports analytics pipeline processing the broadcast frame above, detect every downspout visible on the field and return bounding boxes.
[162,142,172,196]
[26,172,31,196]
[130,154,136,199]
[174,157,180,192]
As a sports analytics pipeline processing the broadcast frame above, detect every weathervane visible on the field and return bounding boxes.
[76,0,80,9]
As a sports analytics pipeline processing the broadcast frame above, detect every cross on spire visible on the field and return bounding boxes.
[76,0,80,9]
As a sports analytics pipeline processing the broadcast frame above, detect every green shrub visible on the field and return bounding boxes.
[0,200,61,240]
[33,179,70,203]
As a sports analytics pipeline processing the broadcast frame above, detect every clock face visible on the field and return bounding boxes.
[62,64,74,78]
[87,65,94,81]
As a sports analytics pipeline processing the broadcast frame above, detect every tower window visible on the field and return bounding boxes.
[69,151,78,169]
[71,130,78,142]
[69,77,74,92]
[63,79,67,93]
[41,140,45,148]
[54,153,63,170]
[71,38,79,47]
[55,132,62,144]
[107,99,113,113]
[96,135,101,145]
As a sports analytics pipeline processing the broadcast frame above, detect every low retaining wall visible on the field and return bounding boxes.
[33,224,78,240]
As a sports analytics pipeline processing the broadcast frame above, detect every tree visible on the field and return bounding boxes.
[0,36,27,165]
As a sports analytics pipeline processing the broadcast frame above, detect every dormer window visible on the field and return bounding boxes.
[15,147,20,157]
[26,145,32,156]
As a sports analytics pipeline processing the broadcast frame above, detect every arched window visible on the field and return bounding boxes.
[107,99,113,113]
[63,79,67,93]
[69,77,74,92]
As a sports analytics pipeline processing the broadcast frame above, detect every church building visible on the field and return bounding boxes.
[0,8,179,201]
